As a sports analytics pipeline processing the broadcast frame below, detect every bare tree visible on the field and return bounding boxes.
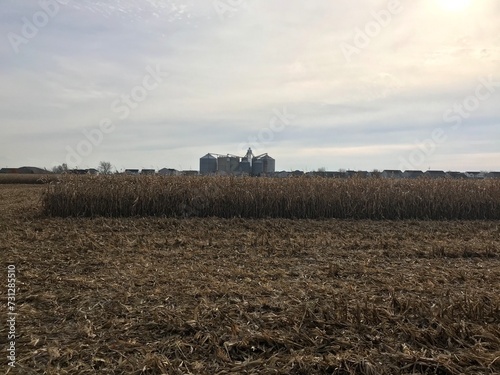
[98,161,113,175]
[52,163,69,174]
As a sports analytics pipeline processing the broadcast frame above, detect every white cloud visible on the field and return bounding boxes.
[0,0,499,171]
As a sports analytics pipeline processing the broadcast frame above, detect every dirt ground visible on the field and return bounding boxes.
[1,185,499,374]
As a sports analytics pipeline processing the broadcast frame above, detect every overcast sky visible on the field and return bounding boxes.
[1,0,499,172]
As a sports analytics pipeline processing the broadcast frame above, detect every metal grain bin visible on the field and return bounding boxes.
[229,157,240,172]
[217,156,229,173]
[261,155,275,173]
[200,154,217,174]
[239,160,251,174]
[252,159,263,176]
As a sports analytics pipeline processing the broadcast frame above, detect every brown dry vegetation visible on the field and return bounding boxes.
[43,175,500,220]
[1,184,500,374]
[0,174,59,185]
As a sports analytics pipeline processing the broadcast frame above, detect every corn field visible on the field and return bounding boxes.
[41,175,500,219]
[5,184,500,373]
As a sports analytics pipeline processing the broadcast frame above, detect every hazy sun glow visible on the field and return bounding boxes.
[438,0,473,12]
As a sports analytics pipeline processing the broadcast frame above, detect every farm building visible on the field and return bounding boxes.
[125,169,140,175]
[465,171,485,179]
[403,170,424,179]
[447,171,467,179]
[381,170,404,178]
[158,168,179,176]
[66,169,98,175]
[424,170,447,179]
[181,170,199,176]
[349,170,370,178]
[486,172,500,179]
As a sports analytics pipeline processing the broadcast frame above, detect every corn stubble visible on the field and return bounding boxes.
[4,185,500,374]
[43,175,500,219]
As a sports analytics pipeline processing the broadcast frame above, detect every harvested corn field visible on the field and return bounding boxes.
[42,175,500,219]
[2,184,500,374]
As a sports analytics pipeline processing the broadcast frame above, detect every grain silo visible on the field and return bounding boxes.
[252,158,263,175]
[200,154,217,174]
[252,153,275,175]
[261,155,275,173]
[217,156,229,173]
[229,156,240,172]
[239,160,251,174]
[217,155,240,173]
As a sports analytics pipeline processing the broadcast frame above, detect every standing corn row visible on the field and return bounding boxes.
[42,175,500,219]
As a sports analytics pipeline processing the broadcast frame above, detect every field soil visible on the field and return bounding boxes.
[1,185,500,374]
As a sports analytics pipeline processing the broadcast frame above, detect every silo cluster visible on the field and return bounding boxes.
[199,148,275,176]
